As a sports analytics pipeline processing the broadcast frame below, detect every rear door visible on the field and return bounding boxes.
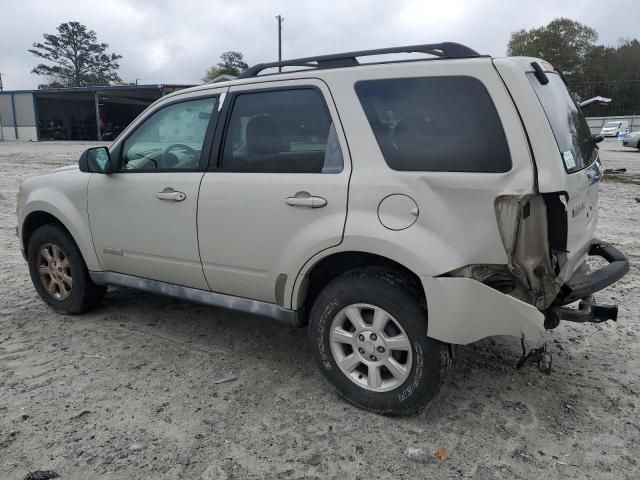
[197,79,350,304]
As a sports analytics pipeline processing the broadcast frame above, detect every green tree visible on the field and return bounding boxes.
[203,51,248,82]
[29,21,122,88]
[507,18,597,83]
[508,18,640,115]
[579,39,640,115]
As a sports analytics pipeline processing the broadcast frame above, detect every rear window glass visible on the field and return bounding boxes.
[355,76,511,172]
[527,72,596,173]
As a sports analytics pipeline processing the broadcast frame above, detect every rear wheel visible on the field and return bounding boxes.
[309,267,451,415]
[27,224,106,314]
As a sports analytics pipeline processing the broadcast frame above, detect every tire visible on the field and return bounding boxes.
[309,267,452,416]
[27,224,106,314]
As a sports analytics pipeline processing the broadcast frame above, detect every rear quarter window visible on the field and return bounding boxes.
[355,76,511,173]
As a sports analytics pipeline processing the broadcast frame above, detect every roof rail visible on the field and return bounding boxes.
[239,42,481,78]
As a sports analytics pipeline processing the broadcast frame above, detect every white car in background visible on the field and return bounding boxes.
[600,121,629,137]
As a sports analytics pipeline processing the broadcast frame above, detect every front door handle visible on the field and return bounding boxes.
[285,191,327,208]
[156,187,186,202]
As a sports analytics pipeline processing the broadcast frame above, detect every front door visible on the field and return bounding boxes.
[88,94,222,289]
[197,80,351,304]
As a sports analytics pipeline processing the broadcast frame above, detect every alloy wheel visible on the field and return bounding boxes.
[37,243,73,300]
[329,303,413,392]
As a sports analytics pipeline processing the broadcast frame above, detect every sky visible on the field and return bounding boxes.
[0,0,638,89]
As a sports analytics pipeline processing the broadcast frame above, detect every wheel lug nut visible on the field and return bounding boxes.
[358,347,365,354]
[377,346,385,353]
[370,333,377,341]
[370,355,377,361]
[358,334,365,342]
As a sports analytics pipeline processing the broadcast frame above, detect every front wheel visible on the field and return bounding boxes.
[309,267,451,416]
[27,224,106,314]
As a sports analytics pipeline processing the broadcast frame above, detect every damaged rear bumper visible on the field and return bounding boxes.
[422,276,545,345]
[545,241,629,327]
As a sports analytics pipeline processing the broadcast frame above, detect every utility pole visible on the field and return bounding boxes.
[0,73,3,92]
[276,15,284,72]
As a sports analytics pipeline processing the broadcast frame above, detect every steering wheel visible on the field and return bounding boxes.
[162,144,198,167]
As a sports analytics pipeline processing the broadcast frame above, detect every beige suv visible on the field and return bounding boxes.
[16,43,629,415]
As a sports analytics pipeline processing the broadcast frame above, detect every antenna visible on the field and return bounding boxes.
[276,15,284,72]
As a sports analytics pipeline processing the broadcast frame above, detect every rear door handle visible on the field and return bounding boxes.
[285,191,327,208]
[156,188,186,202]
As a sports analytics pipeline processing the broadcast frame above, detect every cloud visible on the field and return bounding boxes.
[0,0,637,89]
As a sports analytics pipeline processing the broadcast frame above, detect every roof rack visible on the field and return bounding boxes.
[239,42,481,78]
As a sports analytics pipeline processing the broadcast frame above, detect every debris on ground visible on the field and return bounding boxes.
[604,168,627,174]
[404,447,426,462]
[435,447,451,461]
[129,443,144,452]
[635,197,640,203]
[213,372,238,384]
[69,410,91,420]
[23,471,59,480]
[302,452,322,466]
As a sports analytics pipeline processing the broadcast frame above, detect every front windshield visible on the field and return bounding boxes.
[604,122,620,128]
[527,72,596,173]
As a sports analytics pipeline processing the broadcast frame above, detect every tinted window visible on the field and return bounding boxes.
[122,97,217,171]
[221,89,343,173]
[527,73,595,173]
[355,76,511,172]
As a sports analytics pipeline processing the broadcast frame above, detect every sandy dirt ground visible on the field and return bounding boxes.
[0,139,638,480]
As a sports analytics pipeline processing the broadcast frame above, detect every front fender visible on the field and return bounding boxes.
[19,175,101,271]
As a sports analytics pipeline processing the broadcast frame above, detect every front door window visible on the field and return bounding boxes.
[122,97,218,171]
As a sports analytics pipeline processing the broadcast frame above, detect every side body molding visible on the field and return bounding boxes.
[90,271,305,327]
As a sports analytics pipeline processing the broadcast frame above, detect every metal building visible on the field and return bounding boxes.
[0,84,192,141]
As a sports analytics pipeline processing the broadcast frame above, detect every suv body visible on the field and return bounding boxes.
[16,43,629,414]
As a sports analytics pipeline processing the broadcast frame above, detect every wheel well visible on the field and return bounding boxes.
[21,211,69,252]
[302,251,424,312]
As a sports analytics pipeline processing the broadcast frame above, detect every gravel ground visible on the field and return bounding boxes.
[0,139,638,480]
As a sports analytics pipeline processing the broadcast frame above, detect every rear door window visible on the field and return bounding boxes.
[220,88,343,173]
[527,72,596,173]
[355,76,511,172]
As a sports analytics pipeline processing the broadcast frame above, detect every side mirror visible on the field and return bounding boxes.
[79,146,112,174]
[592,135,604,144]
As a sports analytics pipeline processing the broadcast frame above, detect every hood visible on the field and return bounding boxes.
[20,163,81,189]
[50,164,80,173]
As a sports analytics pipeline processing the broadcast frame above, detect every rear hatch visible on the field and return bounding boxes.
[493,58,602,283]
